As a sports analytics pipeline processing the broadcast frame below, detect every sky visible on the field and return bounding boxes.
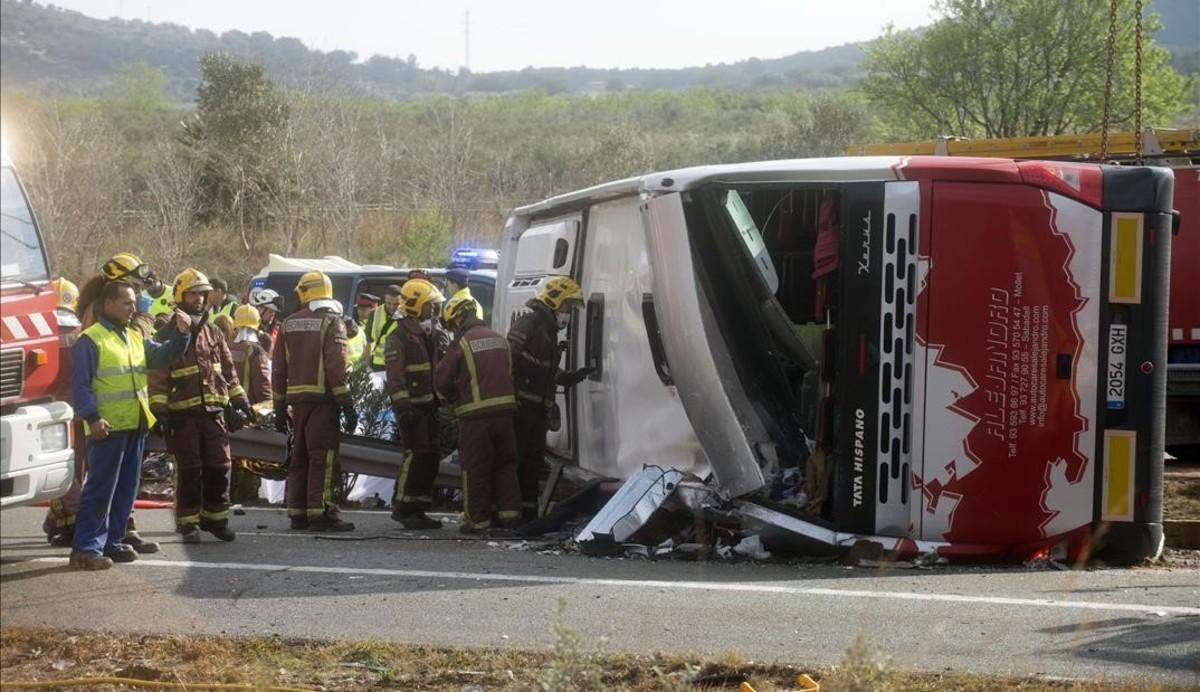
[46,0,938,72]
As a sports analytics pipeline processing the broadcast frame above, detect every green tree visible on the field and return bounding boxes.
[861,0,1190,139]
[100,62,170,144]
[181,53,288,247]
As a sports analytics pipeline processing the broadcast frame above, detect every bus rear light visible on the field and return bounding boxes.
[1108,213,1144,304]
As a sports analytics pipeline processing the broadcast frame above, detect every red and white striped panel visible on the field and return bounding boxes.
[0,311,56,342]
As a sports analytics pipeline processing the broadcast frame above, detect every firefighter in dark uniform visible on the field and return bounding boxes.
[229,305,272,406]
[272,271,358,532]
[506,276,592,520]
[385,278,445,529]
[434,294,522,533]
[149,268,253,543]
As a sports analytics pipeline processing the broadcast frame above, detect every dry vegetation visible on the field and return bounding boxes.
[0,627,1183,692]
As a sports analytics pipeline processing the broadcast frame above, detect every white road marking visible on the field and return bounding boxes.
[27,557,1200,616]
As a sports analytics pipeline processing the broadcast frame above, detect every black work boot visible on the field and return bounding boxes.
[391,510,442,530]
[48,531,74,548]
[308,515,355,532]
[200,521,237,542]
[290,517,310,530]
[180,526,202,544]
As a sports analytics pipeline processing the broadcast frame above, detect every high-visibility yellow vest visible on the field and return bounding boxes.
[211,300,238,319]
[368,306,399,368]
[81,321,155,431]
[346,328,366,365]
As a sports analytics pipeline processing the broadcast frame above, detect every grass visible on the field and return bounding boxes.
[0,626,1184,691]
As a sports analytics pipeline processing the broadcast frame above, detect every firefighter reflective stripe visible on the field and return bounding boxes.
[517,390,551,408]
[167,393,230,410]
[455,336,515,417]
[411,394,434,405]
[81,322,155,431]
[229,384,246,399]
[170,363,223,378]
[200,508,229,522]
[390,390,410,403]
[393,450,414,504]
[405,363,431,372]
[331,385,350,397]
[150,394,168,407]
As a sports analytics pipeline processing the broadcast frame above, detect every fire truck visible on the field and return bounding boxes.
[849,129,1200,454]
[0,142,75,508]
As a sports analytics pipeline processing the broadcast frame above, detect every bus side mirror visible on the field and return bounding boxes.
[1172,209,1181,236]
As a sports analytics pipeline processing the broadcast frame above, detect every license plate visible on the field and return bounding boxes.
[1107,324,1127,409]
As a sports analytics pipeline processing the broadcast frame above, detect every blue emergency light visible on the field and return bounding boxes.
[450,247,500,270]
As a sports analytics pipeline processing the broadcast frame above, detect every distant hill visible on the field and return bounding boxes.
[1,0,1192,102]
[0,0,867,100]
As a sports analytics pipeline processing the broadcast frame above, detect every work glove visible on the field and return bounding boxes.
[341,406,359,435]
[273,404,290,434]
[557,366,597,387]
[236,400,256,422]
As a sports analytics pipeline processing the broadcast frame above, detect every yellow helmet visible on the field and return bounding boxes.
[398,279,444,319]
[51,278,79,312]
[537,276,583,311]
[172,267,213,304]
[296,270,333,304]
[102,252,149,283]
[441,293,479,324]
[233,304,261,330]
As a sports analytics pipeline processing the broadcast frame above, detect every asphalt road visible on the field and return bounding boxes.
[2,506,1198,685]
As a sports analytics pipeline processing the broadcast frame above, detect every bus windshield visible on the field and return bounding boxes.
[0,167,49,284]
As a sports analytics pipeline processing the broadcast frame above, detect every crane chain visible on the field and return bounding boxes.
[1100,0,1118,160]
[1134,0,1144,164]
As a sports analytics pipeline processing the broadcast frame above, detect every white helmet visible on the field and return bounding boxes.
[249,287,283,311]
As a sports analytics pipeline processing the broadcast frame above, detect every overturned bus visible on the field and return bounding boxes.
[494,156,1173,564]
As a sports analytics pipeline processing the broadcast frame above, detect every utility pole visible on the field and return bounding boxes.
[463,9,471,71]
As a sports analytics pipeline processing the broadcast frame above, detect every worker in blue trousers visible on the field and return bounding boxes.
[69,280,191,571]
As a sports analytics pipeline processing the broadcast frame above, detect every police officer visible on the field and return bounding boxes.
[272,271,358,532]
[434,294,521,534]
[150,269,252,543]
[385,279,444,529]
[506,276,592,520]
[207,277,239,318]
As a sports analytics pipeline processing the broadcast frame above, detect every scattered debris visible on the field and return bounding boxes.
[575,466,687,555]
[732,535,771,561]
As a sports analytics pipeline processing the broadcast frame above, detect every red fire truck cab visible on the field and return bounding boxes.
[0,147,75,508]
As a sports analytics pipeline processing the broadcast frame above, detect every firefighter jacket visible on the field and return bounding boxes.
[271,306,352,408]
[230,339,272,405]
[434,317,516,419]
[365,305,400,368]
[149,320,248,416]
[384,318,436,410]
[507,300,560,410]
